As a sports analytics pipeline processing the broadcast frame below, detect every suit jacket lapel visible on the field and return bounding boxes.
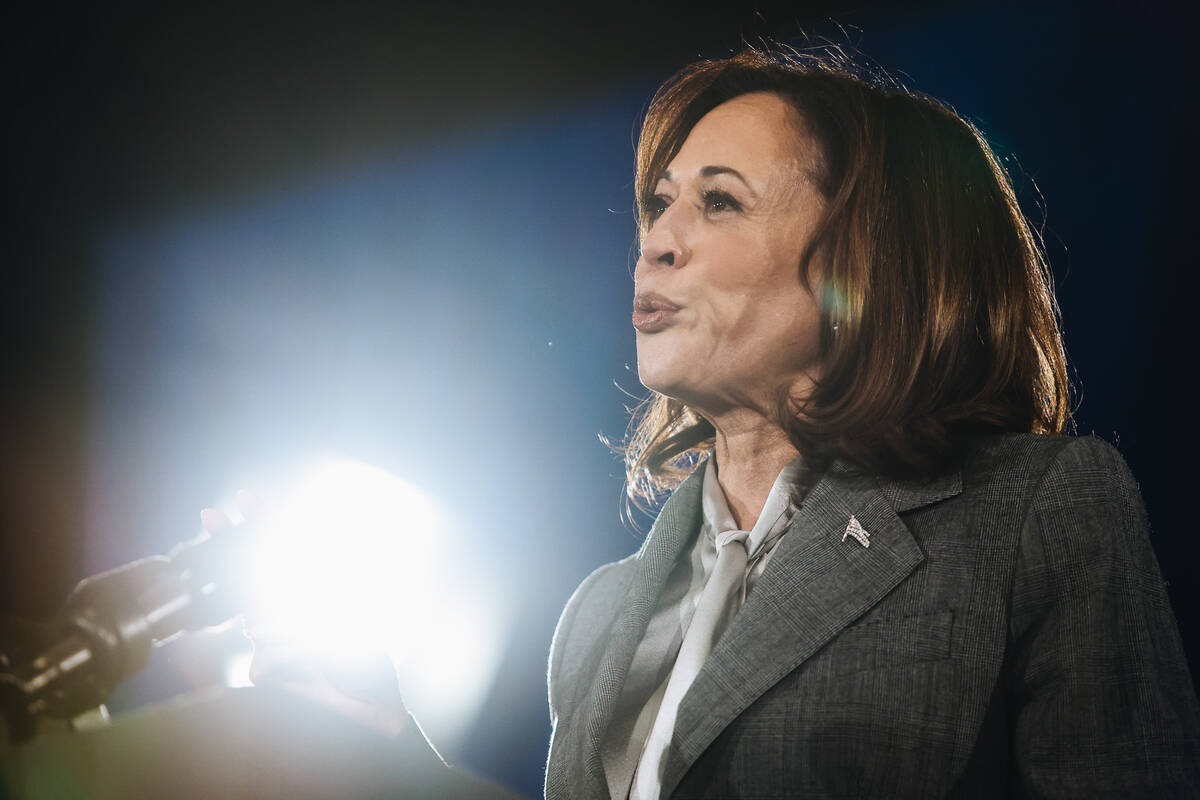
[660,463,962,796]
[573,466,706,795]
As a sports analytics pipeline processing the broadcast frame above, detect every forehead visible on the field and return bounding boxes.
[667,92,811,177]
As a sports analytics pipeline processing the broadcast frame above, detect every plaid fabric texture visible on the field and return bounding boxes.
[544,434,1200,799]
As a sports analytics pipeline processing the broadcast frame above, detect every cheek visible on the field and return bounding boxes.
[703,240,810,338]
[717,279,824,377]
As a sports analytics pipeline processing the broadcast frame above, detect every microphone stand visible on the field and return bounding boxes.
[0,529,534,800]
[0,527,251,754]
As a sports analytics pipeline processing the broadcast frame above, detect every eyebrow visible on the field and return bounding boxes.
[660,165,756,193]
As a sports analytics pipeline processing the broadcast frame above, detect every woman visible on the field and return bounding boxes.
[231,46,1198,798]
[540,47,1200,798]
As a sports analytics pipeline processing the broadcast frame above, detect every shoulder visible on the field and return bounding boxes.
[960,432,1140,514]
[551,556,635,650]
[969,432,1142,521]
[981,440,1200,792]
[546,555,636,717]
[974,434,1161,634]
[977,430,1133,482]
[1022,434,1142,511]
[956,433,1148,569]
[905,433,1152,609]
[890,433,1136,538]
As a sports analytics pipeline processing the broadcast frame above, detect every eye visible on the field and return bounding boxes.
[642,193,672,224]
[702,189,742,215]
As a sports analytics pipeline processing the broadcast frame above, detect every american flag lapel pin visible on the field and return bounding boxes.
[842,515,870,548]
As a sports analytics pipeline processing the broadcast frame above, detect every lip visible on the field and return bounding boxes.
[632,292,682,333]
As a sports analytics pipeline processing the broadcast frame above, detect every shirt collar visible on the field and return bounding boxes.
[700,454,804,557]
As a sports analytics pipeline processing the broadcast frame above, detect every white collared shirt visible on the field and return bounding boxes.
[601,455,804,799]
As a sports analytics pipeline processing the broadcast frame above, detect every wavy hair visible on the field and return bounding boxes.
[623,45,1070,505]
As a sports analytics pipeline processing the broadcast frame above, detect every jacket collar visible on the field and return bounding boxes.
[571,466,708,797]
[873,467,962,513]
[569,459,963,798]
[658,462,963,795]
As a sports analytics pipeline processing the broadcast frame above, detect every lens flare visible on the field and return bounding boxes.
[239,457,506,744]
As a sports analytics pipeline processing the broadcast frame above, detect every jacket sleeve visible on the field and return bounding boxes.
[1007,436,1200,797]
[546,561,622,731]
[546,573,588,732]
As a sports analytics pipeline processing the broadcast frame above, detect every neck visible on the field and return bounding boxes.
[710,409,800,531]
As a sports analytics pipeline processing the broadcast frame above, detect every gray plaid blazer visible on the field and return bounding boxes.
[544,434,1200,798]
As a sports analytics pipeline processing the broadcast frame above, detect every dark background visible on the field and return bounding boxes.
[3,2,1194,796]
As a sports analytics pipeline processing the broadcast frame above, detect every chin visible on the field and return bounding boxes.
[636,363,682,398]
[635,337,708,402]
[637,369,700,407]
[635,365,671,396]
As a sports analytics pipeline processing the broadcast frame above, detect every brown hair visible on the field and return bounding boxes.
[623,45,1070,504]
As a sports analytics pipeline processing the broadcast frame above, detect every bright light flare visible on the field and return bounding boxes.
[246,459,444,657]
[224,648,254,688]
[235,457,508,744]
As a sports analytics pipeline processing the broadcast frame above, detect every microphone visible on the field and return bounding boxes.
[0,525,253,748]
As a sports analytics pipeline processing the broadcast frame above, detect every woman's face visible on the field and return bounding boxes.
[633,91,826,420]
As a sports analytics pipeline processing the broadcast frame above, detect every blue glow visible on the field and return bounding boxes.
[85,91,650,766]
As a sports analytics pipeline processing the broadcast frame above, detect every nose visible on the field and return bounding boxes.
[637,209,691,273]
